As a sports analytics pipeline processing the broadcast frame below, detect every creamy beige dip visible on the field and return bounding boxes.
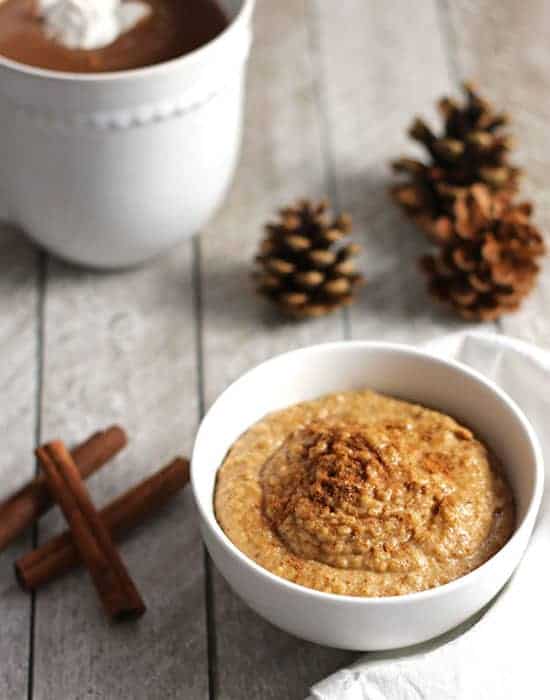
[215,390,515,597]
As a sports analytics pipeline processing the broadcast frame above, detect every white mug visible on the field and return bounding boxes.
[0,0,254,268]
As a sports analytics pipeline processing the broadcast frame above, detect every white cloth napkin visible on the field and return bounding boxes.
[308,332,550,700]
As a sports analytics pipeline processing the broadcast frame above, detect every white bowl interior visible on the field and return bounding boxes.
[193,343,538,553]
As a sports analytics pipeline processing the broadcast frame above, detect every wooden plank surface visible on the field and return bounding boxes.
[0,228,38,700]
[198,1,483,698]
[313,0,483,343]
[31,249,208,699]
[1,1,549,699]
[445,0,550,347]
[199,1,353,698]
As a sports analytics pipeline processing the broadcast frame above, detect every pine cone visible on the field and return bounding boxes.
[420,184,545,320]
[255,199,364,318]
[391,82,522,239]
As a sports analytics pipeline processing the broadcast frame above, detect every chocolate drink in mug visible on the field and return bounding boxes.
[0,0,228,73]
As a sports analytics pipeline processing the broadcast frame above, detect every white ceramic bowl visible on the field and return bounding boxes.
[192,342,544,650]
[0,0,254,268]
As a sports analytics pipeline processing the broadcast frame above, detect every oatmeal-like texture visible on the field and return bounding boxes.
[215,391,515,597]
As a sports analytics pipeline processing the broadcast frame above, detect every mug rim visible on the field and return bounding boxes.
[0,0,255,82]
[192,340,545,606]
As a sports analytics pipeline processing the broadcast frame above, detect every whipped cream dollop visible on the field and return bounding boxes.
[38,0,152,51]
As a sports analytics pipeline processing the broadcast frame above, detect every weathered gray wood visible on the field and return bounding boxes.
[314,0,493,343]
[3,1,549,698]
[0,226,38,700]
[445,0,550,347]
[200,0,346,398]
[199,1,492,697]
[199,1,354,697]
[31,248,208,699]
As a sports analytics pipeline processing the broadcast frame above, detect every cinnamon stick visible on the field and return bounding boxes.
[36,441,145,621]
[16,457,189,591]
[0,426,127,553]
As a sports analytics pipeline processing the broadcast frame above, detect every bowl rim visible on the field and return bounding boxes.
[192,340,545,606]
[0,0,255,82]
